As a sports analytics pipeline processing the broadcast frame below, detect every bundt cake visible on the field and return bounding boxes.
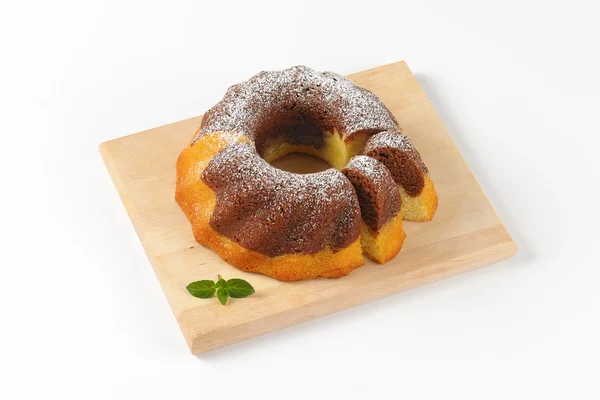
[175,66,438,281]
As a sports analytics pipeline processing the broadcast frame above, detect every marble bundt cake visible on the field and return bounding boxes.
[175,66,437,281]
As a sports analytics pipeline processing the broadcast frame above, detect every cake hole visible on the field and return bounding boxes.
[270,153,333,174]
[254,112,374,172]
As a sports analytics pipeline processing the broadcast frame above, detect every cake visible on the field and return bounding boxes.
[363,131,438,221]
[342,156,406,263]
[176,66,437,281]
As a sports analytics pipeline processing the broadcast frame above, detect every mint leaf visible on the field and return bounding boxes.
[216,274,227,290]
[217,287,229,305]
[186,280,216,299]
[226,279,255,298]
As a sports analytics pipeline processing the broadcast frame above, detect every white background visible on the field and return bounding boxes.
[1,0,599,399]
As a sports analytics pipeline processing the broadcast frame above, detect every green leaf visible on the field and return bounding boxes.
[216,275,227,290]
[186,280,216,299]
[217,287,229,305]
[225,279,255,298]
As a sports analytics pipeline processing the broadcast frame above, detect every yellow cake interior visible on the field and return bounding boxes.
[359,212,406,263]
[397,175,438,222]
[262,130,367,170]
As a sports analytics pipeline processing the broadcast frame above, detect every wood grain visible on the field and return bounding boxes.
[99,61,517,354]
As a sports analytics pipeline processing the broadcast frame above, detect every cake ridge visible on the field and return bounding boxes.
[202,142,361,257]
[194,65,398,145]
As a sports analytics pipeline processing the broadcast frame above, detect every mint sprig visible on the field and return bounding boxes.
[186,275,255,305]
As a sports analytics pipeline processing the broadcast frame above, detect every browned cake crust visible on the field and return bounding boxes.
[176,66,437,281]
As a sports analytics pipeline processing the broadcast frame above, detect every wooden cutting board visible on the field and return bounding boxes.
[100,61,517,354]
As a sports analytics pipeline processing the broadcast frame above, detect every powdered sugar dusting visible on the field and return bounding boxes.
[343,155,401,231]
[201,143,361,256]
[195,65,398,143]
[209,144,352,206]
[345,155,391,185]
[364,131,428,173]
[364,130,413,151]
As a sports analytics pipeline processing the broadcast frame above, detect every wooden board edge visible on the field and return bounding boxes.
[406,69,516,244]
[98,115,201,147]
[99,142,133,215]
[348,60,409,78]
[184,227,517,354]
[99,142,157,259]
